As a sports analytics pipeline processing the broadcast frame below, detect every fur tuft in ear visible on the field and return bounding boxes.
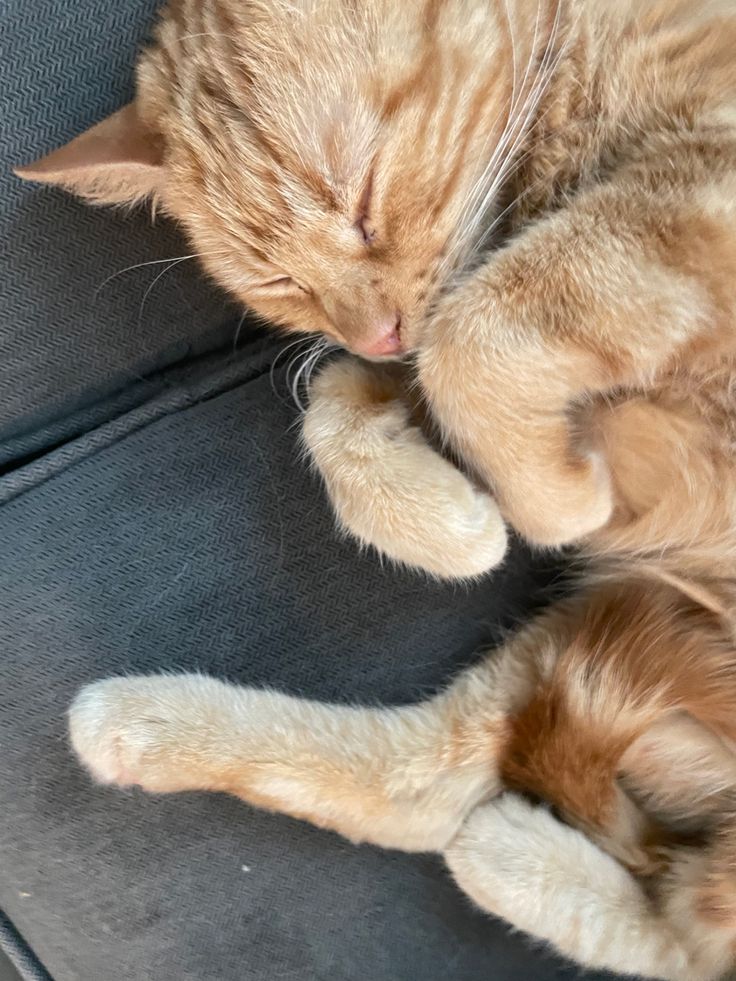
[14,103,165,207]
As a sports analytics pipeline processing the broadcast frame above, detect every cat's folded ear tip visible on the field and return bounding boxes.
[13,160,56,182]
[13,161,57,186]
[14,148,67,176]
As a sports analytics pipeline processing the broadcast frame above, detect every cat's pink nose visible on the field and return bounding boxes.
[359,315,403,358]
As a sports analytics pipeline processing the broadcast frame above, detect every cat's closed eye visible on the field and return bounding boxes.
[254,276,309,295]
[355,168,376,245]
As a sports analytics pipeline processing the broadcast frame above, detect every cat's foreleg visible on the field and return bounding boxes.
[445,794,709,981]
[419,172,736,549]
[68,669,507,852]
[303,357,507,579]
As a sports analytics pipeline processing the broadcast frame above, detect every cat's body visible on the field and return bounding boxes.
[17,1,736,977]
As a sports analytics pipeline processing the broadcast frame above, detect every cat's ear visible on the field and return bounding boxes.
[14,103,165,206]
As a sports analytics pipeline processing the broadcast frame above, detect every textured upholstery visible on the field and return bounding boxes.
[0,0,236,455]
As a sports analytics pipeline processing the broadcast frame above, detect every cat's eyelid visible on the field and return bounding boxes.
[260,275,295,288]
[355,167,376,245]
[253,275,309,295]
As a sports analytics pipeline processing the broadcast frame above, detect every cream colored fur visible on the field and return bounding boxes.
[302,360,508,577]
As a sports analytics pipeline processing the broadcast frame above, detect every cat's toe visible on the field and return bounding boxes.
[69,677,185,791]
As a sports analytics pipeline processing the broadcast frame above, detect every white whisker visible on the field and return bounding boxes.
[440,0,572,281]
[289,340,324,412]
[464,1,558,249]
[471,57,572,256]
[270,336,315,397]
[441,0,545,277]
[286,336,336,413]
[232,309,250,353]
[94,251,225,298]
[466,5,574,264]
[136,255,196,328]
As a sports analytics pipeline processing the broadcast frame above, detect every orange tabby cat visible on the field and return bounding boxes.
[18,0,736,977]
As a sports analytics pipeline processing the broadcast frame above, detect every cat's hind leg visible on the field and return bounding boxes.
[659,820,736,981]
[303,357,507,579]
[444,794,708,981]
[69,671,503,852]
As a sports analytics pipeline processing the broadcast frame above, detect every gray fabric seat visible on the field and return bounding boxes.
[0,3,613,979]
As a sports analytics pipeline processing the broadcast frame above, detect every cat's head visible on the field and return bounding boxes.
[17,0,549,358]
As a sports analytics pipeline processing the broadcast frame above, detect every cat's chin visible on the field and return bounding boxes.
[352,336,413,364]
[339,339,409,364]
[359,351,408,365]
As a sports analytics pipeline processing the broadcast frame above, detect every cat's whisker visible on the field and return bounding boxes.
[451,0,571,274]
[468,14,574,261]
[465,2,544,190]
[94,251,226,298]
[466,0,561,231]
[494,2,569,177]
[272,334,334,410]
[474,0,564,226]
[294,350,321,408]
[469,81,573,258]
[232,309,250,353]
[305,338,338,391]
[288,349,313,413]
[453,0,537,219]
[285,342,311,388]
[292,343,327,413]
[288,337,334,413]
[442,90,518,276]
[440,0,547,277]
[136,255,197,329]
[270,336,316,399]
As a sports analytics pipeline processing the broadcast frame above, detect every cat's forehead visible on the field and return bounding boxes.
[146,0,529,271]
[149,0,511,166]
[235,0,509,98]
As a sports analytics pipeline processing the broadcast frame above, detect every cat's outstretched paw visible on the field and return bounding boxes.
[303,358,508,579]
[69,675,229,793]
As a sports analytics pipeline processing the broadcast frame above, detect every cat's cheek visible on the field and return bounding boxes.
[241,293,333,343]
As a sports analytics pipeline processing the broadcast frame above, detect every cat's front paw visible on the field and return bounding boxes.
[418,298,614,550]
[304,358,508,578]
[69,675,226,793]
